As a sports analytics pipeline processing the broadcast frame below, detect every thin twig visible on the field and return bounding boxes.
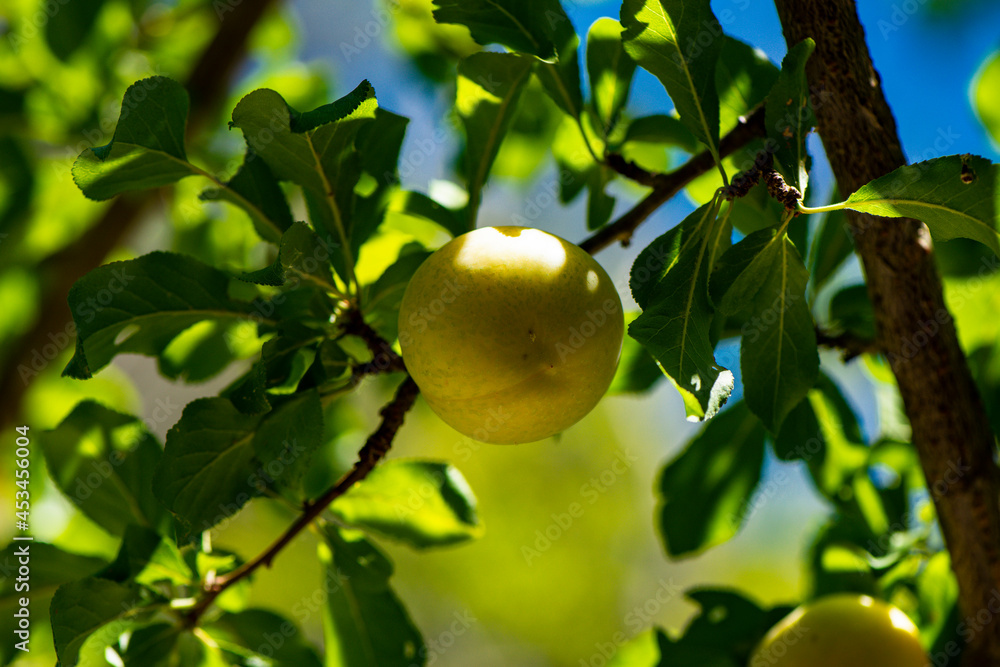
[342,308,407,375]
[184,375,420,627]
[580,106,766,255]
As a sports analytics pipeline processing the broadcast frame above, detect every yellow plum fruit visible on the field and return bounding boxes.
[398,226,624,444]
[748,593,928,667]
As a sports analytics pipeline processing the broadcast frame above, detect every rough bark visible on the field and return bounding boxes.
[774,1,1000,663]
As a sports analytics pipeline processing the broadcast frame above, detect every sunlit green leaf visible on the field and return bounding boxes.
[622,114,699,154]
[242,221,338,290]
[843,154,1000,253]
[73,77,197,200]
[319,527,425,667]
[587,18,636,136]
[629,203,734,420]
[621,0,722,160]
[609,311,663,394]
[765,39,815,194]
[433,0,571,60]
[716,36,778,136]
[808,205,854,290]
[658,401,765,557]
[456,53,533,227]
[331,459,482,549]
[41,401,169,537]
[973,49,1000,147]
[63,252,255,380]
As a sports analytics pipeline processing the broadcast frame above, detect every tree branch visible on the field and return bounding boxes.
[814,327,876,362]
[185,375,420,627]
[0,0,279,429]
[773,2,1000,663]
[580,106,766,255]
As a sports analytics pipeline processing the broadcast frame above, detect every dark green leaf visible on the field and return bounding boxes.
[658,402,765,557]
[206,610,323,667]
[63,252,254,379]
[457,53,534,227]
[587,165,616,230]
[629,203,734,420]
[242,221,338,290]
[587,18,636,136]
[843,154,1000,253]
[73,77,197,200]
[366,246,433,343]
[609,311,663,394]
[41,401,169,536]
[255,322,323,395]
[764,39,815,194]
[621,0,722,159]
[320,527,425,667]
[200,148,294,244]
[153,398,265,535]
[623,114,700,153]
[98,525,194,587]
[331,460,482,549]
[230,81,377,279]
[828,284,875,340]
[45,0,105,59]
[433,0,571,60]
[50,578,146,667]
[352,109,412,258]
[121,624,179,667]
[251,390,323,494]
[807,516,876,597]
[0,543,106,603]
[681,589,771,660]
[714,228,819,432]
[716,36,778,135]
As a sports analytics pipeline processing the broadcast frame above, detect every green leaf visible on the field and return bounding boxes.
[829,284,876,340]
[250,390,323,494]
[320,527,425,667]
[607,629,660,666]
[254,323,323,396]
[772,373,862,461]
[629,203,734,420]
[808,205,854,290]
[843,154,1000,253]
[432,0,571,60]
[609,311,664,394]
[457,52,534,227]
[98,525,194,587]
[63,252,254,380]
[386,190,464,239]
[45,0,104,60]
[658,401,765,557]
[230,81,378,281]
[242,221,338,290]
[973,49,1000,147]
[365,245,433,343]
[200,148,294,244]
[621,0,723,161]
[206,610,322,667]
[352,109,412,257]
[331,460,482,549]
[680,589,773,659]
[73,77,197,200]
[714,228,819,432]
[50,578,146,667]
[158,321,245,384]
[41,401,169,537]
[764,38,815,194]
[153,398,265,535]
[587,18,636,136]
[715,36,778,136]
[0,543,106,603]
[622,114,700,153]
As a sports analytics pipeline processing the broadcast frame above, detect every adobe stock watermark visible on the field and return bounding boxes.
[521,448,638,565]
[579,578,684,667]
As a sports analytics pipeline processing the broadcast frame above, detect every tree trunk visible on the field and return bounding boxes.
[773,1,1000,663]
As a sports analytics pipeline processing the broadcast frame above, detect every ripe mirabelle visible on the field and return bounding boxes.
[748,593,928,667]
[398,226,624,444]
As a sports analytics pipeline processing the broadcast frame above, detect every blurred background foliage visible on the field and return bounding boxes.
[0,0,999,665]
